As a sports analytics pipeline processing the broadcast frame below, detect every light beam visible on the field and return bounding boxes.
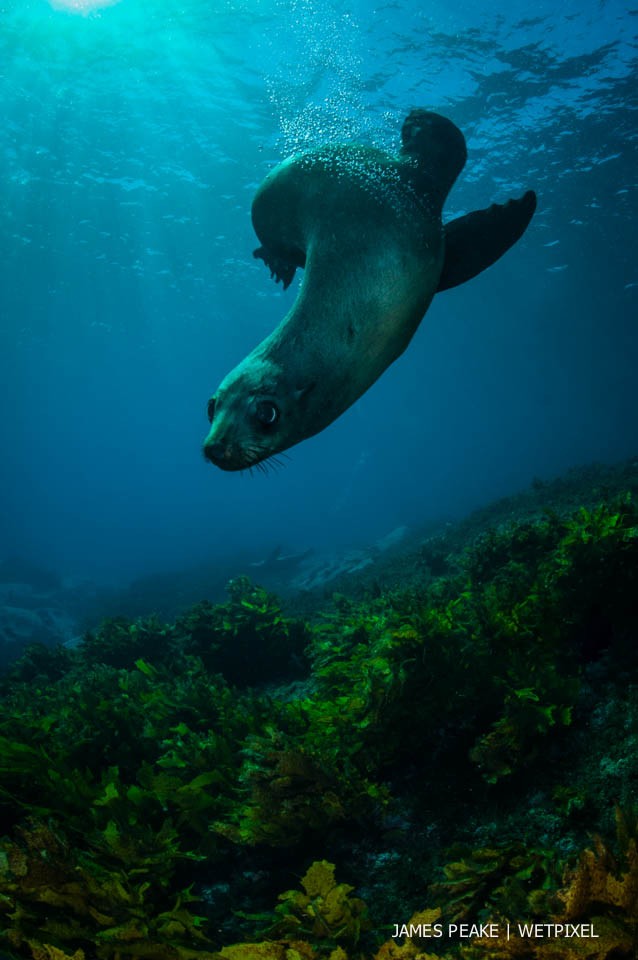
[49,0,122,14]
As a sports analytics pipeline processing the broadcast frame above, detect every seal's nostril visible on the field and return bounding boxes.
[204,441,226,463]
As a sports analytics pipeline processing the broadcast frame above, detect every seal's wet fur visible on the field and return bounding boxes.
[204,110,536,471]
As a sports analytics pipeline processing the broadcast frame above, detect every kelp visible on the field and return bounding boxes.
[0,816,214,960]
[0,494,637,958]
[266,860,369,949]
[450,807,638,958]
[174,576,310,686]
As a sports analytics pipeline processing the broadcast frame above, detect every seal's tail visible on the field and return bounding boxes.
[400,109,467,207]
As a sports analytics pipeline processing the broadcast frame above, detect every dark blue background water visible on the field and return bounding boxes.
[1,0,636,584]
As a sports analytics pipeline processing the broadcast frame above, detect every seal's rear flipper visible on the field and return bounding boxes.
[437,190,537,293]
[254,245,306,291]
[400,110,467,208]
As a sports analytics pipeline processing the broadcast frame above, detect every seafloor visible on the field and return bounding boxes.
[1,457,638,960]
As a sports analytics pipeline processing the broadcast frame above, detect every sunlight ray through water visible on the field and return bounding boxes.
[49,0,122,13]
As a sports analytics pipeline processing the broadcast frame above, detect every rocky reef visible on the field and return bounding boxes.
[1,460,638,959]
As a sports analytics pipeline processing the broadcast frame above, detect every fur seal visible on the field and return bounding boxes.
[203,110,536,471]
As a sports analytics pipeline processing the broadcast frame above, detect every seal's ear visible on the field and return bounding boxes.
[437,190,537,292]
[294,382,316,402]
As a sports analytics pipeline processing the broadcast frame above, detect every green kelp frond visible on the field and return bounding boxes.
[0,816,215,960]
[441,807,638,958]
[174,577,310,686]
[268,861,370,949]
[80,615,174,670]
[431,842,562,925]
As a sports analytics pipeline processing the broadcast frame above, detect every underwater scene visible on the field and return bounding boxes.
[1,0,638,957]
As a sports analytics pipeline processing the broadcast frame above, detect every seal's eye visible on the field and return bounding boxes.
[255,401,279,427]
[207,397,216,423]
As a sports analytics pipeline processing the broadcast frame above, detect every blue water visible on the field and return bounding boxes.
[1,0,636,584]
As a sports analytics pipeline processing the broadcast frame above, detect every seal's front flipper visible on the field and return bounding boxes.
[253,245,306,291]
[437,190,537,293]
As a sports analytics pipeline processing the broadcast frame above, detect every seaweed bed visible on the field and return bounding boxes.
[1,458,638,960]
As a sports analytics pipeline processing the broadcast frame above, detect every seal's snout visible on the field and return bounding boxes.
[203,438,249,471]
[203,440,235,469]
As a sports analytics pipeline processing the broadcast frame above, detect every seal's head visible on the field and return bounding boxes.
[203,356,317,472]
